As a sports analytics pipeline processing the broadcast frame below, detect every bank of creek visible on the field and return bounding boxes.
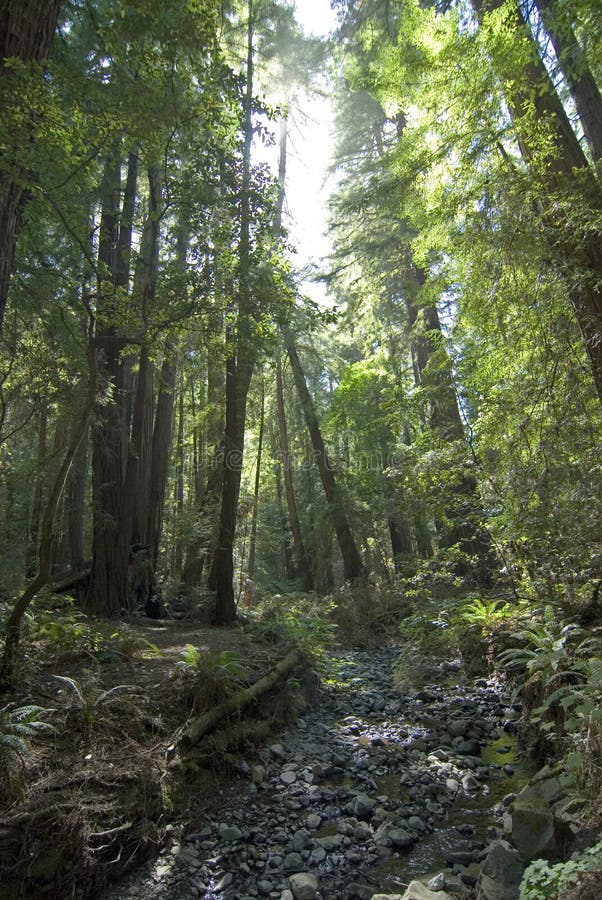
[106,646,525,900]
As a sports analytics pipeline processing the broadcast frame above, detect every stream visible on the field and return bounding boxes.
[106,646,526,900]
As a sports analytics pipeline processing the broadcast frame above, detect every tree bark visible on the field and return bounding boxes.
[147,341,177,571]
[535,0,602,167]
[247,375,264,582]
[26,405,47,577]
[285,335,366,582]
[89,150,133,616]
[0,344,96,690]
[180,649,300,748]
[0,0,62,336]
[208,0,257,623]
[473,0,602,411]
[276,356,314,590]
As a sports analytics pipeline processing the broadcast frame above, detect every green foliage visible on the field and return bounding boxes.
[519,836,602,899]
[177,649,248,710]
[458,596,514,632]
[0,704,55,799]
[250,593,337,672]
[499,606,602,779]
[53,674,138,736]
[22,596,158,663]
[497,607,587,682]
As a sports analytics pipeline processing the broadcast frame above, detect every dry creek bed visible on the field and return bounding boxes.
[105,645,524,900]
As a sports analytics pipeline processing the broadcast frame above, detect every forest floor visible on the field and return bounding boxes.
[0,615,306,899]
[2,612,601,900]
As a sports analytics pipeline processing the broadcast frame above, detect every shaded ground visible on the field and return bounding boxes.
[0,616,304,899]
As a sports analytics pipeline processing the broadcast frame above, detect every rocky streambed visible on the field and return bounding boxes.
[106,647,525,900]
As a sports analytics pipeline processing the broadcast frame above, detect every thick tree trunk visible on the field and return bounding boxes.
[148,341,177,571]
[126,344,153,550]
[276,357,314,590]
[247,376,264,582]
[173,375,186,575]
[404,263,495,578]
[26,406,47,577]
[66,429,88,572]
[0,0,62,337]
[0,345,96,690]
[208,0,257,624]
[285,336,366,582]
[474,0,602,411]
[89,150,133,616]
[535,0,602,167]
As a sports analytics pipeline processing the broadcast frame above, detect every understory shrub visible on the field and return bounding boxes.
[519,836,602,899]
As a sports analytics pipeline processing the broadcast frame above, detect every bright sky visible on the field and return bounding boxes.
[284,1,339,303]
[294,0,339,35]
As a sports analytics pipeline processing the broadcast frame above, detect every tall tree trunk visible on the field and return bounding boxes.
[535,0,602,167]
[26,405,47,577]
[0,344,96,690]
[404,262,494,578]
[276,356,314,590]
[208,0,257,624]
[473,0,602,411]
[89,149,135,616]
[269,418,295,581]
[173,373,186,576]
[66,428,88,572]
[0,0,62,337]
[285,335,366,582]
[247,375,264,583]
[126,344,153,549]
[147,341,177,571]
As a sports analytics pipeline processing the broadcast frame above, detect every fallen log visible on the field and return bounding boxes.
[180,648,300,748]
[50,567,91,593]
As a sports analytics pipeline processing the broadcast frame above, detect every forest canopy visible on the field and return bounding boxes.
[0,0,601,685]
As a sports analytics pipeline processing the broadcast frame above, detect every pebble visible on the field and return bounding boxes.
[105,646,521,900]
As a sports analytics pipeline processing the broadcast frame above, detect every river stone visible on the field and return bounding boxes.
[477,839,524,900]
[292,829,310,851]
[457,740,481,756]
[530,765,564,804]
[401,881,455,899]
[390,828,415,849]
[427,872,446,891]
[354,821,372,841]
[448,719,470,738]
[289,871,318,899]
[310,846,326,863]
[218,824,242,841]
[306,813,322,830]
[281,770,297,785]
[280,892,294,900]
[506,797,557,861]
[346,884,373,900]
[351,793,376,819]
[283,852,304,872]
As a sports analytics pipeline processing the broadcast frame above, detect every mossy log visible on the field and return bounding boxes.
[180,649,300,748]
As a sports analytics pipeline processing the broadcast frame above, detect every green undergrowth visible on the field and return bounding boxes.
[520,836,602,899]
[5,593,162,668]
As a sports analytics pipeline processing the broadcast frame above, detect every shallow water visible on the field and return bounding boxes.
[372,733,528,892]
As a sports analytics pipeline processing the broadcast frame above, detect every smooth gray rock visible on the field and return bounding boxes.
[389,828,415,849]
[506,797,556,861]
[477,839,524,900]
[289,871,318,899]
[218,824,242,841]
[283,851,304,872]
[351,793,376,819]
